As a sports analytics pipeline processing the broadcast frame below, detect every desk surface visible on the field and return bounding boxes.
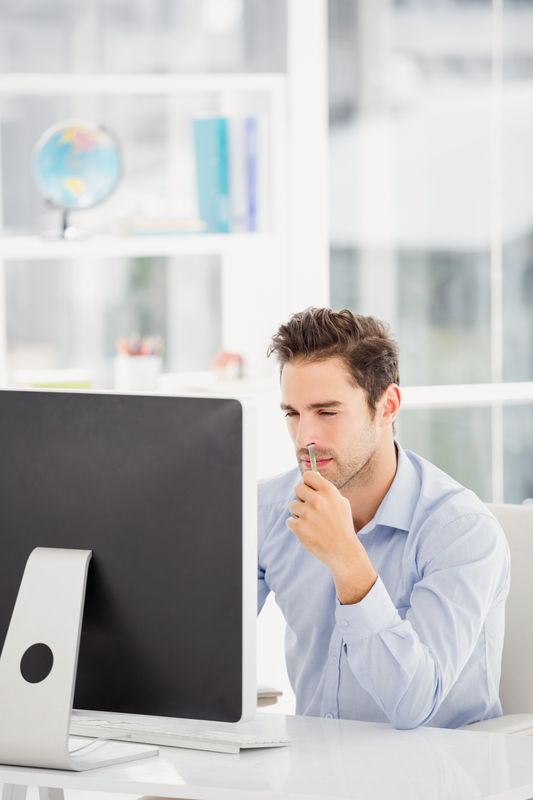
[3,714,533,800]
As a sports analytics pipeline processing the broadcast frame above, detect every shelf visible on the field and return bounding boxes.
[401,382,533,409]
[157,376,533,408]
[0,72,286,96]
[0,233,279,261]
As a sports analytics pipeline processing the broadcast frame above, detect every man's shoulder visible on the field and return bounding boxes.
[258,466,300,509]
[404,448,503,536]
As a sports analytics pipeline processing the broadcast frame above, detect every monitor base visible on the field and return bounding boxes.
[0,548,158,771]
[68,737,158,770]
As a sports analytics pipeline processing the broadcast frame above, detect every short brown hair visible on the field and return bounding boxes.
[267,308,400,410]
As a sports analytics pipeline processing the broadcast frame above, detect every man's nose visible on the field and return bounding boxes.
[295,417,318,449]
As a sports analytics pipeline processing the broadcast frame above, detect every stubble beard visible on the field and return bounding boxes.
[327,426,380,492]
[296,420,380,490]
[334,447,377,491]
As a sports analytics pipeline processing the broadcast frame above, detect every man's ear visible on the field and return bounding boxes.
[379,384,401,427]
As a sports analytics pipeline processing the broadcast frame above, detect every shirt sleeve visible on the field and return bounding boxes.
[336,512,510,729]
[257,499,272,615]
[258,562,270,614]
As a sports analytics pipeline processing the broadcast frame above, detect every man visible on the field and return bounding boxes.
[258,307,510,729]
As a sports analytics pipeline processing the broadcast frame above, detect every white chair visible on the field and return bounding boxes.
[465,502,533,734]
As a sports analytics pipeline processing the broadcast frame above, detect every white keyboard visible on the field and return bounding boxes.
[70,717,290,755]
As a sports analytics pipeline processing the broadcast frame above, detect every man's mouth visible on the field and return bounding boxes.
[302,457,332,470]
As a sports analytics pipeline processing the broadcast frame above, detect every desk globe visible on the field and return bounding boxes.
[33,121,121,238]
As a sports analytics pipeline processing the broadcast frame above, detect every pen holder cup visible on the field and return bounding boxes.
[114,355,162,393]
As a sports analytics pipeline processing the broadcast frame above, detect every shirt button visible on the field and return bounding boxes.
[340,619,349,628]
[331,655,338,664]
[324,712,334,719]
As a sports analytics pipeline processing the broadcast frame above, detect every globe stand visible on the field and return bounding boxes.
[42,209,89,242]
[61,209,69,238]
[59,209,89,241]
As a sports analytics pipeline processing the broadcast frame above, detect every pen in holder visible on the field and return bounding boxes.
[114,334,163,393]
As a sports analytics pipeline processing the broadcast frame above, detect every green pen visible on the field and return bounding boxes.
[308,444,318,472]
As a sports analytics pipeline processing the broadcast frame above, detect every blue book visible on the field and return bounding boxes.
[245,116,258,232]
[228,116,248,233]
[193,117,230,233]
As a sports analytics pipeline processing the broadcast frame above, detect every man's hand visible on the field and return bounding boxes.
[287,471,377,604]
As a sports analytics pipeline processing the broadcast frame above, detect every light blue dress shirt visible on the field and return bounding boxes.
[257,445,510,729]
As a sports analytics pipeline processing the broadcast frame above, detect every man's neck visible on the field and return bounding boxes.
[342,441,398,532]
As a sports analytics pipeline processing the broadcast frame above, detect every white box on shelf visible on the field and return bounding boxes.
[114,355,162,393]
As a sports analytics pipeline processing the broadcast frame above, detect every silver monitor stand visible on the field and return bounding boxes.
[0,547,157,774]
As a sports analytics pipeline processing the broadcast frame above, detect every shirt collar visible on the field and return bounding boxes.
[357,443,420,536]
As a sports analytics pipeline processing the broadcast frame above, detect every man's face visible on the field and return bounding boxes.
[280,356,382,491]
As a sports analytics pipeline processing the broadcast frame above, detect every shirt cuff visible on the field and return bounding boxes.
[335,576,402,641]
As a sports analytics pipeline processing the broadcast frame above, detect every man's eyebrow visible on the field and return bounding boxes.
[280,401,344,411]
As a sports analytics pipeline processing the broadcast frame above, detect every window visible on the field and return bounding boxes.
[329,0,533,502]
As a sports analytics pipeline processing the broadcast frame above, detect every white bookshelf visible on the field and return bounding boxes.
[0,72,286,96]
[0,1,330,390]
[0,233,278,261]
[0,70,289,384]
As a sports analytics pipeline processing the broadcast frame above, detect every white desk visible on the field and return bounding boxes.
[3,714,533,800]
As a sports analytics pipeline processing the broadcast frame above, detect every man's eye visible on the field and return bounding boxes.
[319,411,337,416]
[284,411,298,418]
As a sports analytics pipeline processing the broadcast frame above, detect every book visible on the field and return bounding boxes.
[228,116,248,233]
[255,114,271,233]
[192,117,230,233]
[245,116,258,232]
[193,114,270,234]
[228,115,268,233]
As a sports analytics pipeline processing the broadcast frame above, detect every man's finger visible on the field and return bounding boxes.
[288,499,305,518]
[286,515,302,535]
[303,470,331,490]
[294,482,316,502]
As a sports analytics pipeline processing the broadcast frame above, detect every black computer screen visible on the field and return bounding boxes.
[0,390,246,722]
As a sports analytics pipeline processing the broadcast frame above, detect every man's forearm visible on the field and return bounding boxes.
[330,553,378,605]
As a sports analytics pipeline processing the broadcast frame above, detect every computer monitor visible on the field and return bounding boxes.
[0,389,256,742]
